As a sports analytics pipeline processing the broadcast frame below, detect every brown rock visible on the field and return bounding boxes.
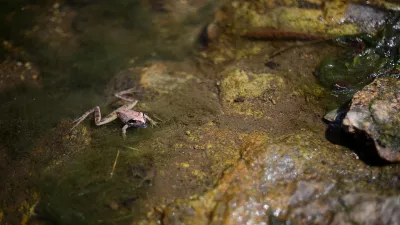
[343,78,400,162]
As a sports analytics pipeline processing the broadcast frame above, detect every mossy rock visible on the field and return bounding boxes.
[343,78,400,162]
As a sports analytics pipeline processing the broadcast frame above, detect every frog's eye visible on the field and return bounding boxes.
[128,119,137,124]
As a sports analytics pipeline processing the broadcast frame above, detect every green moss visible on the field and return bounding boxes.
[299,83,326,98]
[316,13,400,104]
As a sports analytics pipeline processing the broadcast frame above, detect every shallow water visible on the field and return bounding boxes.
[0,0,201,155]
[0,1,211,223]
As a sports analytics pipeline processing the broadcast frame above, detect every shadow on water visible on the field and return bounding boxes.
[320,98,390,166]
[325,125,392,166]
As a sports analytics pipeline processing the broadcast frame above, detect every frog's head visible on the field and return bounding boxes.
[127,117,147,128]
[117,110,147,128]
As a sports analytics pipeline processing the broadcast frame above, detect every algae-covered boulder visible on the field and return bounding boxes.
[139,62,195,94]
[142,132,400,225]
[343,78,400,162]
[229,0,392,37]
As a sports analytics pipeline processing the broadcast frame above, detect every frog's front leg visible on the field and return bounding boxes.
[121,124,129,139]
[71,106,119,130]
[144,114,158,127]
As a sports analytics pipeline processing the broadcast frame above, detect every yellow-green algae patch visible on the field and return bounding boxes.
[229,0,364,35]
[171,121,242,181]
[203,34,268,65]
[219,68,284,102]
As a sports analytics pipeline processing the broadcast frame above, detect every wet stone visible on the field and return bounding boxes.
[290,198,342,225]
[142,132,400,225]
[289,181,336,207]
[332,194,400,225]
[342,78,400,162]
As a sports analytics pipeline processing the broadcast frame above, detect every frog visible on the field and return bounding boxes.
[71,88,157,139]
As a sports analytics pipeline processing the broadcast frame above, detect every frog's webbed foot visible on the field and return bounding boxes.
[71,107,96,130]
[144,114,158,128]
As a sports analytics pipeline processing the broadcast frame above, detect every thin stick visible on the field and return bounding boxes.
[126,146,139,151]
[110,150,120,178]
[268,39,331,59]
[244,28,330,40]
[152,114,163,122]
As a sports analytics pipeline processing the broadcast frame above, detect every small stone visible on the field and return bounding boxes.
[234,96,245,102]
[180,162,190,168]
[108,201,119,210]
[265,61,280,69]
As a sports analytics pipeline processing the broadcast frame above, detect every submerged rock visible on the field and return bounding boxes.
[343,78,400,162]
[139,62,195,94]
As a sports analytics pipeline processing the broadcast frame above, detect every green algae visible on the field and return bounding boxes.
[316,53,389,100]
[315,13,400,103]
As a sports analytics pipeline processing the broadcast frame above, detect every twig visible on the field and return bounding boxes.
[110,150,120,178]
[267,39,331,59]
[126,146,139,151]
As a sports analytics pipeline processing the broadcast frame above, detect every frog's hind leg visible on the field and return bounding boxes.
[116,100,138,111]
[114,88,139,111]
[71,106,119,130]
[114,88,141,103]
